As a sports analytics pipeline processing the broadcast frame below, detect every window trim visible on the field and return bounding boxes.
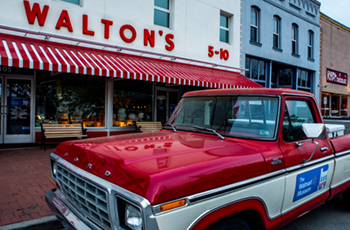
[154,0,171,28]
[292,23,299,55]
[220,13,230,43]
[59,0,81,6]
[250,6,260,43]
[307,30,314,60]
[273,16,281,49]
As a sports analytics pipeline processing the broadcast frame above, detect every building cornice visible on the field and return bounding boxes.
[320,12,350,33]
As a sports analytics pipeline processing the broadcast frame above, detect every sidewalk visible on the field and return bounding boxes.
[0,147,62,229]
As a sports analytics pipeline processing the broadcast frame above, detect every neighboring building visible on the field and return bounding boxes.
[0,0,261,144]
[320,13,350,118]
[241,0,320,97]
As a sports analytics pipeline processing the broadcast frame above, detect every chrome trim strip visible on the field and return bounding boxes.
[187,169,285,203]
[187,197,276,230]
[152,169,285,216]
[335,149,350,157]
[50,153,159,230]
[285,155,334,172]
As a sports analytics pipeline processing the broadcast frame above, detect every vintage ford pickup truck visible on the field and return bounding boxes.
[46,88,350,230]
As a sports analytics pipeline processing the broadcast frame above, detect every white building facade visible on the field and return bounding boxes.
[0,0,259,144]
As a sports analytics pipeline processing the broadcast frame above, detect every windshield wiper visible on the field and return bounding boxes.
[166,123,177,132]
[192,126,225,140]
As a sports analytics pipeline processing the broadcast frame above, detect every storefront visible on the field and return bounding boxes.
[0,0,261,144]
[320,69,349,118]
[320,13,350,118]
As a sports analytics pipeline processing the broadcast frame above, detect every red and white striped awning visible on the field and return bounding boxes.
[0,33,262,89]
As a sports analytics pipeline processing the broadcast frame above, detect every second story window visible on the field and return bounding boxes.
[154,0,170,28]
[60,0,80,4]
[292,24,299,55]
[308,30,314,60]
[220,14,229,43]
[250,7,260,43]
[273,16,281,49]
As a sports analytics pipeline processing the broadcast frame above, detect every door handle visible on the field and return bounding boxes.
[320,147,329,152]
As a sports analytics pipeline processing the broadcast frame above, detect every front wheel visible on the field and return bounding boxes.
[342,189,350,208]
[208,218,250,230]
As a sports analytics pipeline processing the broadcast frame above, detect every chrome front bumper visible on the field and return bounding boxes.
[45,188,101,230]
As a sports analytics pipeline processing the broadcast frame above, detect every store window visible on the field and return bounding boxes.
[297,69,312,92]
[321,92,330,117]
[113,80,153,127]
[331,94,341,117]
[220,13,230,43]
[341,95,348,116]
[36,73,106,127]
[60,0,80,5]
[322,93,348,117]
[292,24,299,55]
[273,16,281,49]
[154,0,170,28]
[278,69,292,86]
[250,6,260,43]
[308,30,314,60]
[245,57,266,87]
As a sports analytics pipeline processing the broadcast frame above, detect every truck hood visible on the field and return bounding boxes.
[54,130,268,204]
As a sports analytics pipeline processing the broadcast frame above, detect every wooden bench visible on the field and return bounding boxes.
[41,123,88,150]
[134,121,163,132]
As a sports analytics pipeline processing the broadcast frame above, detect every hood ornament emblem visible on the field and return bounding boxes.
[74,157,79,162]
[87,163,92,169]
[64,153,68,156]
[105,171,111,177]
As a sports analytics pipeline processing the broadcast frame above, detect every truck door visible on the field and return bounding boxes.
[278,96,334,225]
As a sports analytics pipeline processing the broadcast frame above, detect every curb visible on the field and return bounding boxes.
[0,216,63,230]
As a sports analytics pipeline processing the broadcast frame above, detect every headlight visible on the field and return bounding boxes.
[125,203,143,230]
[52,162,58,177]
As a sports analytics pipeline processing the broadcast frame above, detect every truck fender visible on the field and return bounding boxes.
[188,198,281,230]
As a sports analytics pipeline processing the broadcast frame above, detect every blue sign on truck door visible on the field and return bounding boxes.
[293,164,329,202]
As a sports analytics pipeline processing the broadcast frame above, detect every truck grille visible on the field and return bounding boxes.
[55,164,111,230]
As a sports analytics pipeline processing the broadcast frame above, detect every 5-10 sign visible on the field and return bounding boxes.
[208,46,229,60]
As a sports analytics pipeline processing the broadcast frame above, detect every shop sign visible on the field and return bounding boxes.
[23,1,175,51]
[327,69,348,86]
[0,66,34,75]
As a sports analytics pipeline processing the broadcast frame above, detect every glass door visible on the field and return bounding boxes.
[155,87,179,125]
[3,77,33,143]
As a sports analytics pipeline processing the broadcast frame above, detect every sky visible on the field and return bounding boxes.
[320,0,350,27]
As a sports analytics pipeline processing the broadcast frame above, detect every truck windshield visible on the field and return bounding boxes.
[168,96,279,139]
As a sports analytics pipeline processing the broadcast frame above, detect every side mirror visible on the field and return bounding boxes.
[301,123,326,139]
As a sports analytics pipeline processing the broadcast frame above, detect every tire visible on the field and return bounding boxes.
[342,189,350,207]
[208,218,251,230]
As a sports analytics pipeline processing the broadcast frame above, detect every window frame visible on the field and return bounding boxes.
[59,0,81,5]
[308,30,314,60]
[273,16,281,50]
[250,7,260,44]
[220,13,230,43]
[292,23,299,56]
[245,56,266,87]
[154,0,171,28]
[297,69,313,92]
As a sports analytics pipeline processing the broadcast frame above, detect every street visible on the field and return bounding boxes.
[280,195,349,230]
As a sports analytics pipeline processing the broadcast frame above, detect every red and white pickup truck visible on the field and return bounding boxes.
[46,88,350,230]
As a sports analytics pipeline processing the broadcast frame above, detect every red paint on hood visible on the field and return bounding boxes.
[54,130,268,204]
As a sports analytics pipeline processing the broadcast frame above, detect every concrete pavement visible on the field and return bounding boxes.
[0,147,62,230]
